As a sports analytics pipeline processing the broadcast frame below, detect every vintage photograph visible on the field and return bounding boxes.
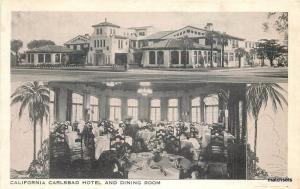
[10,12,288,180]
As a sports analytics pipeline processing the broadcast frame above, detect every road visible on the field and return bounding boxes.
[11,67,288,83]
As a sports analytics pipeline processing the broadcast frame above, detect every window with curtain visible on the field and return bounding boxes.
[157,51,164,65]
[72,93,83,122]
[45,54,50,63]
[150,99,161,122]
[109,98,121,121]
[171,51,179,64]
[168,98,178,122]
[90,96,99,122]
[38,54,44,63]
[128,99,138,120]
[191,97,201,122]
[149,51,156,64]
[203,95,219,124]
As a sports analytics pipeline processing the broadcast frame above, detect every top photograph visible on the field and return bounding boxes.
[11,12,288,83]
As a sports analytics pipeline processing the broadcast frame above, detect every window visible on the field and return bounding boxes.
[187,30,190,33]
[100,28,102,35]
[27,53,34,63]
[109,98,121,121]
[213,52,217,63]
[203,51,207,63]
[90,96,99,122]
[193,51,197,64]
[118,40,124,49]
[171,51,179,64]
[181,51,189,65]
[149,51,156,64]
[55,54,60,63]
[191,97,201,122]
[100,40,102,47]
[204,95,219,124]
[103,40,106,47]
[94,40,96,48]
[168,99,178,122]
[96,28,99,35]
[224,52,229,63]
[157,51,164,65]
[72,93,83,122]
[229,53,234,61]
[128,99,138,120]
[198,51,203,64]
[150,99,161,122]
[38,54,44,63]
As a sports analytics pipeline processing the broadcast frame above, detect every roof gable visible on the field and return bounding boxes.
[64,35,89,45]
[162,26,207,39]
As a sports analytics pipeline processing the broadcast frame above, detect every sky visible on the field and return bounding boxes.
[11,12,283,51]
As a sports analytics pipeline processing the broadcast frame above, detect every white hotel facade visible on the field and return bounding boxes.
[62,19,258,68]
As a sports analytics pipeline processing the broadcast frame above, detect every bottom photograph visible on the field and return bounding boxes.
[10,81,287,180]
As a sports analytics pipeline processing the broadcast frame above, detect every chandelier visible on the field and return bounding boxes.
[104,82,122,87]
[137,82,152,96]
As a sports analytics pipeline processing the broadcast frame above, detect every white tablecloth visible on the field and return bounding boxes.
[94,136,110,160]
[65,131,79,149]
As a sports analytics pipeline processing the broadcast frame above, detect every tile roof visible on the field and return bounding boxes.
[128,26,153,30]
[142,38,221,50]
[26,45,75,53]
[141,31,174,40]
[92,21,120,28]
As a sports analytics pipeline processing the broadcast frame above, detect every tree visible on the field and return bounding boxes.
[205,31,215,68]
[234,48,246,68]
[263,12,288,34]
[11,39,23,65]
[216,32,229,67]
[27,40,55,49]
[258,39,287,67]
[246,83,287,170]
[11,81,50,160]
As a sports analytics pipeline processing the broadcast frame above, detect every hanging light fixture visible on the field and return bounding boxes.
[137,82,152,96]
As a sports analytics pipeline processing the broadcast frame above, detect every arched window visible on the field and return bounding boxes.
[55,54,60,63]
[90,96,99,121]
[149,51,156,64]
[191,97,201,122]
[181,51,189,65]
[150,99,161,122]
[128,99,138,120]
[203,95,219,124]
[171,51,179,64]
[109,98,121,121]
[157,51,164,65]
[72,93,83,122]
[168,99,178,122]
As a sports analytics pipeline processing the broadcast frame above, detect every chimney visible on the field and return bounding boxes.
[205,23,213,31]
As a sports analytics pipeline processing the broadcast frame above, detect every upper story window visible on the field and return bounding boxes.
[96,28,99,35]
[100,28,102,35]
[118,40,123,49]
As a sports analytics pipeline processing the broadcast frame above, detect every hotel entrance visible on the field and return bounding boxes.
[94,51,104,65]
[115,53,127,65]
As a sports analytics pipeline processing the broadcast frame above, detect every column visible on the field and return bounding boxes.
[33,54,38,65]
[100,95,108,120]
[160,97,168,121]
[200,94,205,123]
[142,51,149,67]
[178,50,181,65]
[138,97,150,120]
[164,50,170,67]
[51,54,56,64]
[83,93,91,121]
[56,88,68,121]
[121,97,128,121]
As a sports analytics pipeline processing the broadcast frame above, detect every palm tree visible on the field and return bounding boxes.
[217,32,229,67]
[234,48,246,68]
[11,81,50,160]
[205,30,215,68]
[246,83,287,170]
